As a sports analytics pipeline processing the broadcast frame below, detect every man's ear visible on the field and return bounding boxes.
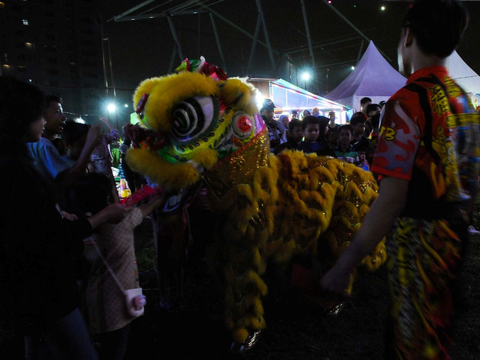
[404,27,414,47]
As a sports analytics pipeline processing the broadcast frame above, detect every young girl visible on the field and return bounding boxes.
[66,173,164,360]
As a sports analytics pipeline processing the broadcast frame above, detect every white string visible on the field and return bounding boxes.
[90,237,127,296]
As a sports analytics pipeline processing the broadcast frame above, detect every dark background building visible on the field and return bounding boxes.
[0,0,107,121]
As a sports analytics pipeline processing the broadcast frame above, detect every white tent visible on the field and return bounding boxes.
[446,50,480,96]
[325,41,406,111]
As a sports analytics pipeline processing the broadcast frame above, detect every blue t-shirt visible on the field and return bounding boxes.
[27,137,71,182]
[298,141,324,154]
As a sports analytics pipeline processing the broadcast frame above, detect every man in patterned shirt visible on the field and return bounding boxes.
[321,1,478,359]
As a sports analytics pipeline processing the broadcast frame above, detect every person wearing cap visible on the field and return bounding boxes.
[261,99,284,150]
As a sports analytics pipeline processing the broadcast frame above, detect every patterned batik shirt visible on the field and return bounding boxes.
[371,66,480,218]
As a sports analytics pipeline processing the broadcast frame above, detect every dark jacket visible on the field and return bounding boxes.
[0,136,92,335]
[274,138,299,155]
[298,141,336,157]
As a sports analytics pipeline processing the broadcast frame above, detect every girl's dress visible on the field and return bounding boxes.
[84,207,143,333]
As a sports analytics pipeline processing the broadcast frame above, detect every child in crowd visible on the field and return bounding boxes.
[90,117,119,184]
[274,119,303,154]
[298,116,336,156]
[62,120,92,168]
[334,125,360,165]
[349,115,366,144]
[364,103,381,138]
[353,141,370,171]
[120,125,146,194]
[65,173,165,360]
[366,113,381,165]
[297,116,321,154]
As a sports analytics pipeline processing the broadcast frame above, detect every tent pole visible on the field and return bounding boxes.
[194,0,295,71]
[210,13,227,72]
[110,0,155,22]
[300,0,317,93]
[168,46,177,73]
[247,15,262,75]
[255,0,277,77]
[285,36,361,55]
[320,0,391,62]
[356,38,365,64]
[167,16,184,62]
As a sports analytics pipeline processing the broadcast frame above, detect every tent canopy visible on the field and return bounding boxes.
[270,79,347,111]
[325,41,406,111]
[446,50,480,95]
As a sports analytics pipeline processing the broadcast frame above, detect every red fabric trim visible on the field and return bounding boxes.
[406,66,448,85]
[371,165,411,181]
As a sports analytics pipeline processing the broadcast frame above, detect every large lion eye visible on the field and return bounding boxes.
[170,96,217,144]
[232,112,254,138]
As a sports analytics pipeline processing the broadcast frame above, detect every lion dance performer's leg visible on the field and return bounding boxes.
[386,217,464,360]
[221,162,279,344]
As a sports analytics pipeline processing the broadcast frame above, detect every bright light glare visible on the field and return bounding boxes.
[381,6,385,11]
[107,103,116,113]
[255,92,265,110]
[124,104,129,108]
[351,66,355,70]
[75,117,86,124]
[302,72,310,81]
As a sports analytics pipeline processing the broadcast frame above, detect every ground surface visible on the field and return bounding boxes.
[1,212,480,359]
[127,211,480,360]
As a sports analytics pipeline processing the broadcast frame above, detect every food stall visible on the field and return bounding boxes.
[248,77,351,123]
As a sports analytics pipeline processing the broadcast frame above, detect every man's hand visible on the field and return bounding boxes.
[84,126,102,151]
[319,177,408,298]
[61,211,78,221]
[320,265,352,298]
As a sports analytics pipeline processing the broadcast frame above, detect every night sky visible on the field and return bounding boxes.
[101,0,480,107]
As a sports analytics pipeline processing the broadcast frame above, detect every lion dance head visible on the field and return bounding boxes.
[126,56,266,192]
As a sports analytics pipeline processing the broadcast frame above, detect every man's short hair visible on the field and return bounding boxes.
[403,0,468,58]
[289,119,302,132]
[45,95,63,107]
[338,124,353,136]
[370,113,381,131]
[366,104,381,116]
[350,115,366,127]
[301,115,320,130]
[360,97,372,106]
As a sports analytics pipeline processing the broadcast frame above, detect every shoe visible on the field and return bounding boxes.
[230,330,261,354]
[468,225,480,235]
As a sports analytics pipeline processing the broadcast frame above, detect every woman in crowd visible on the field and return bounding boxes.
[0,77,129,359]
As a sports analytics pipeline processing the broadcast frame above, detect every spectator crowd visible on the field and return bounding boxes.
[0,1,478,359]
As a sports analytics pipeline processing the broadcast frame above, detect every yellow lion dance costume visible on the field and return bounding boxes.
[126,57,386,347]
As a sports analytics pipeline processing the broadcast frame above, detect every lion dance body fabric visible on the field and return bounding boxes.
[126,58,386,343]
